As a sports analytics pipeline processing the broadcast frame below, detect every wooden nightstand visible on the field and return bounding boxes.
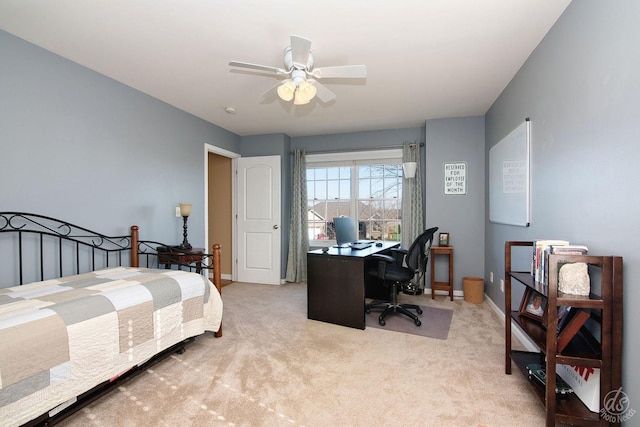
[430,246,454,300]
[157,247,205,273]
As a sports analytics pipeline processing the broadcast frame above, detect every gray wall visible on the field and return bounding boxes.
[0,29,240,247]
[425,116,485,293]
[485,0,639,404]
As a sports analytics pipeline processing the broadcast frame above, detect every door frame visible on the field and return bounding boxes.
[204,143,240,281]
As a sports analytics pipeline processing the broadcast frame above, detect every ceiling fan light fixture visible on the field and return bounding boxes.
[277,80,296,101]
[231,35,366,104]
[293,89,310,105]
[297,81,317,103]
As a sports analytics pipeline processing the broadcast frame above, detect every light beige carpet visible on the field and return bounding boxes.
[59,282,546,427]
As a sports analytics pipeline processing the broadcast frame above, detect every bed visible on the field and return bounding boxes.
[0,212,223,427]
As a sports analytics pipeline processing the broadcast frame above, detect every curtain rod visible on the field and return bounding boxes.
[290,142,424,155]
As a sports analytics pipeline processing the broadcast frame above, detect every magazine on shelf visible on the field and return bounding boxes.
[557,364,601,412]
[543,244,589,286]
[556,305,574,333]
[550,244,589,254]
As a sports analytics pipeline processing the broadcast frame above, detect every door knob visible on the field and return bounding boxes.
[273,225,279,229]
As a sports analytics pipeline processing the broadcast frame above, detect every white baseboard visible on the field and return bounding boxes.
[424,288,464,299]
[484,295,540,352]
[206,272,232,281]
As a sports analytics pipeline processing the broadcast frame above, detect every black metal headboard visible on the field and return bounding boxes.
[0,212,133,287]
[1,212,223,291]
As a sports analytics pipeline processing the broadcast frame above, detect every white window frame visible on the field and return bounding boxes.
[307,149,403,247]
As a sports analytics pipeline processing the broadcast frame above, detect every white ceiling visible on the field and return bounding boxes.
[0,0,571,137]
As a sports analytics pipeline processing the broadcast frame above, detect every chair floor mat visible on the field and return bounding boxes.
[366,304,453,339]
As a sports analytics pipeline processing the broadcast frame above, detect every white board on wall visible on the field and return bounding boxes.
[489,118,531,226]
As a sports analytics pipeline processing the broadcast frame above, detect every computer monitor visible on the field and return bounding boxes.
[333,217,358,248]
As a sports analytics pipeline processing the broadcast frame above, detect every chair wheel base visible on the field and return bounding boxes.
[366,282,424,327]
[402,285,423,295]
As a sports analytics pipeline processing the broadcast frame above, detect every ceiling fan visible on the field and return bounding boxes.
[229,35,367,105]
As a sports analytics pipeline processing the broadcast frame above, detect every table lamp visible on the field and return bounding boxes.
[179,203,192,250]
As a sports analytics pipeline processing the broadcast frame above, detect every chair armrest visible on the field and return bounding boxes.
[389,248,408,264]
[370,253,395,279]
[391,248,408,255]
[371,253,395,264]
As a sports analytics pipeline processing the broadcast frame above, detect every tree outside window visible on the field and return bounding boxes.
[307,161,402,244]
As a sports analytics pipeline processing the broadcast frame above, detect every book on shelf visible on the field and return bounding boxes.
[532,240,569,284]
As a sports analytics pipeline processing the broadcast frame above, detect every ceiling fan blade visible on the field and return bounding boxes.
[311,65,367,79]
[310,80,336,103]
[290,35,312,68]
[229,61,288,75]
[258,83,281,103]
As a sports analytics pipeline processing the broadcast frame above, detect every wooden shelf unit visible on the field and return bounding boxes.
[504,241,623,426]
[430,245,454,300]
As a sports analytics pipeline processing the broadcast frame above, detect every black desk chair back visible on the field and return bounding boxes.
[365,227,439,326]
[402,226,439,295]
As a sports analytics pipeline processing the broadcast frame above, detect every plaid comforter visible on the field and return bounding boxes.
[0,267,222,427]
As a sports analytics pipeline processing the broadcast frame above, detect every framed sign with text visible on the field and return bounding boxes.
[443,162,467,195]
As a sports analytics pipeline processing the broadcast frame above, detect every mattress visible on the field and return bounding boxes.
[0,267,222,427]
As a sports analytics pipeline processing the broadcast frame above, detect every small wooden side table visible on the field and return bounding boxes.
[157,247,205,273]
[431,246,454,300]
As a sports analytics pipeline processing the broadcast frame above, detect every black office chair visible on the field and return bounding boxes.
[402,226,439,296]
[365,227,439,326]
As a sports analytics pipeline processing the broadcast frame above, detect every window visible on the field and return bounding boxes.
[306,150,403,246]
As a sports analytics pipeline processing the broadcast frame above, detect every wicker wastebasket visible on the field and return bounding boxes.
[463,277,484,304]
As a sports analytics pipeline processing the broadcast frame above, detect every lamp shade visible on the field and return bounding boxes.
[277,81,296,101]
[297,81,317,103]
[402,162,417,179]
[293,91,309,105]
[179,203,192,217]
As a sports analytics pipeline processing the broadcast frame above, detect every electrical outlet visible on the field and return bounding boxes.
[500,279,504,293]
[175,206,181,217]
[490,272,494,283]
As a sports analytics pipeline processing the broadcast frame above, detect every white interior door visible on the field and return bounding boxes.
[237,155,281,285]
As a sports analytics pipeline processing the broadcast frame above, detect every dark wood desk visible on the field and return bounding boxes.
[157,247,205,273]
[307,242,399,329]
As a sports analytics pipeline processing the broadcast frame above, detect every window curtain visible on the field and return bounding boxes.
[401,142,424,249]
[285,149,309,282]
